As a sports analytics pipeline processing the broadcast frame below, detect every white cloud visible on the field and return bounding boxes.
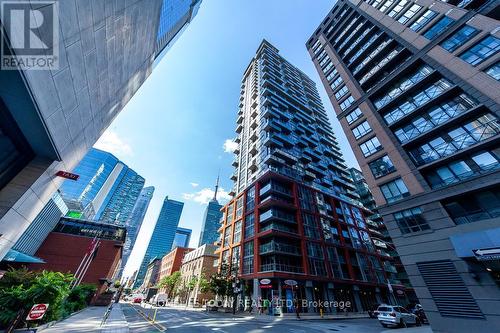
[94,130,133,156]
[182,187,232,205]
[223,139,238,153]
[190,182,199,188]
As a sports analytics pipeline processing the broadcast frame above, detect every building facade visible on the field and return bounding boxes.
[141,258,162,291]
[159,246,193,282]
[121,186,155,275]
[307,1,499,331]
[27,217,126,304]
[178,244,217,306]
[156,0,203,57]
[198,177,223,246]
[173,227,192,248]
[134,197,184,288]
[349,167,417,302]
[0,0,163,261]
[218,40,395,315]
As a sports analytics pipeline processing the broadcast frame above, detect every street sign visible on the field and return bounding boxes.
[26,304,49,321]
[473,247,500,261]
[55,170,79,181]
[284,279,297,286]
[260,278,271,285]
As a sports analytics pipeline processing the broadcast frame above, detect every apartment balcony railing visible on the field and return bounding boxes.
[259,263,304,274]
[260,209,296,224]
[260,223,297,235]
[430,161,500,189]
[411,120,500,166]
[259,241,301,256]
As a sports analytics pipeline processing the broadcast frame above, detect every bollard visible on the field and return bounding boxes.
[320,308,323,318]
[153,308,157,323]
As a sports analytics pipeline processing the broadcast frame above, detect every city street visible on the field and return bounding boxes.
[119,303,432,333]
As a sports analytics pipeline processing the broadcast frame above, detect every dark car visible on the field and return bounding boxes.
[368,304,381,318]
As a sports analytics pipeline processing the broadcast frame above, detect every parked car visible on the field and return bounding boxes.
[206,300,223,311]
[377,305,421,328]
[368,304,381,318]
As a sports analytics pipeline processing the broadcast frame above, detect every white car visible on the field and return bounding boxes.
[377,305,421,328]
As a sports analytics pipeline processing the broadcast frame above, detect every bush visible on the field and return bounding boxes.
[0,269,74,328]
[63,284,96,315]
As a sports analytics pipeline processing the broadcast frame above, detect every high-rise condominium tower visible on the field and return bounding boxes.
[307,1,499,331]
[134,197,184,288]
[218,40,396,314]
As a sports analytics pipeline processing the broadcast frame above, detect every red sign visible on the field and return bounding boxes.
[55,171,79,181]
[259,285,273,289]
[26,304,49,321]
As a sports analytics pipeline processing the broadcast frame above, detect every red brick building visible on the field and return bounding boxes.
[28,217,125,303]
[158,247,193,290]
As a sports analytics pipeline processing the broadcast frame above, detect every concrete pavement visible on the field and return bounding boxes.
[39,304,129,333]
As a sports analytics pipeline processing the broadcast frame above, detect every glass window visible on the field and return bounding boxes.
[340,95,355,111]
[472,152,499,170]
[423,16,455,40]
[440,25,479,52]
[326,67,339,81]
[359,136,382,157]
[485,62,500,81]
[352,120,372,139]
[335,85,349,100]
[244,213,254,239]
[330,76,344,90]
[410,10,438,32]
[398,4,422,24]
[460,35,500,66]
[346,108,362,124]
[394,207,428,234]
[369,155,396,178]
[379,0,396,13]
[388,0,408,17]
[380,178,410,203]
[443,186,500,225]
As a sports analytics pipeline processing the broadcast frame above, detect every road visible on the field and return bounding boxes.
[121,303,431,333]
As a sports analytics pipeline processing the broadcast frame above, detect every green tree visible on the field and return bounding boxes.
[158,271,181,299]
[207,263,233,298]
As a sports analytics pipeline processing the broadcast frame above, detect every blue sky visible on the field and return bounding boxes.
[94,0,358,278]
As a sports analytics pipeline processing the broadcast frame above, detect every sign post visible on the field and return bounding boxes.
[26,304,49,321]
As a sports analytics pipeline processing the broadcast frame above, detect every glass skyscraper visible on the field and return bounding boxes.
[173,227,192,248]
[120,186,155,275]
[134,196,184,288]
[198,176,223,246]
[155,0,203,57]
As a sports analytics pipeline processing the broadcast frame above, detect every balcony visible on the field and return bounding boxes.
[259,263,304,274]
[260,223,297,235]
[259,209,296,224]
[259,182,293,197]
[259,241,301,256]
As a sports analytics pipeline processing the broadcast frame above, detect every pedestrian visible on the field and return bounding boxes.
[248,298,253,314]
[258,297,263,314]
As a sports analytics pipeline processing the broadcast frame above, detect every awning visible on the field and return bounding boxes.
[2,249,45,263]
[450,227,500,260]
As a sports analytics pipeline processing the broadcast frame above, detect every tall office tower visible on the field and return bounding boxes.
[0,0,163,261]
[120,186,155,276]
[155,0,203,58]
[59,148,145,225]
[173,227,192,248]
[134,197,184,288]
[198,176,223,246]
[307,1,500,331]
[217,40,394,314]
[96,168,145,225]
[349,168,417,302]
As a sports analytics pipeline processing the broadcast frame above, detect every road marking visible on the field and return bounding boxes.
[126,304,166,332]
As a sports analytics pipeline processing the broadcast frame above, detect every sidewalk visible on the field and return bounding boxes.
[206,309,369,321]
[39,304,128,333]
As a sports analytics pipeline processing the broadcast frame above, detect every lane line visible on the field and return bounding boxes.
[125,303,167,332]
